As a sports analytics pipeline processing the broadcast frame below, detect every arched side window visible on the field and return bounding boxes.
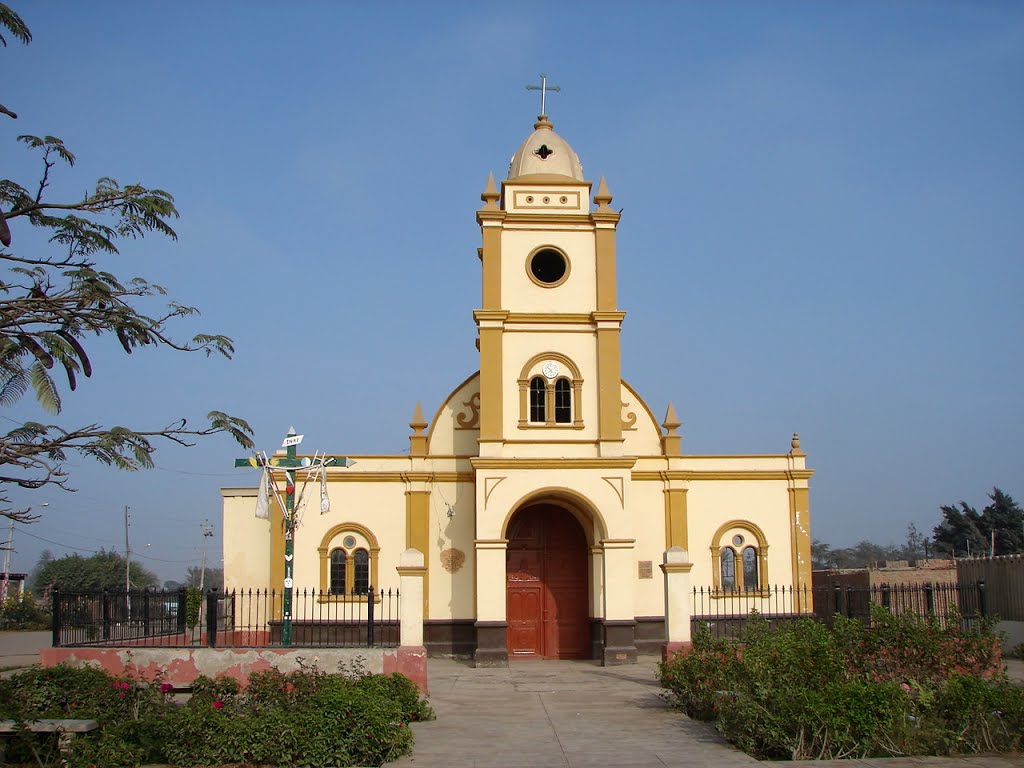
[529,377,547,423]
[329,549,347,595]
[742,546,758,591]
[720,547,736,592]
[318,523,381,602]
[554,378,572,423]
[353,548,370,594]
[710,521,769,595]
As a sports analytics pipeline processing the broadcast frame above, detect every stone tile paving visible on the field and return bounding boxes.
[394,656,1024,768]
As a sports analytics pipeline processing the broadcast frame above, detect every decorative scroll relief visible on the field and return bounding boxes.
[603,476,625,508]
[621,400,637,431]
[484,476,505,508]
[440,548,466,574]
[455,391,480,430]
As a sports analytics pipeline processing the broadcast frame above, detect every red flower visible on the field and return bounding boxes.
[159,683,173,693]
[213,700,224,710]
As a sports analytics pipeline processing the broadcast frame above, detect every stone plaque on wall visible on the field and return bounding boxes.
[638,560,653,579]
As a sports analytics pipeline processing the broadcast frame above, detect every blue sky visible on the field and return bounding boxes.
[3,1,1022,582]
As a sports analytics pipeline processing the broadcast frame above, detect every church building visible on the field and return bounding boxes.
[222,104,813,666]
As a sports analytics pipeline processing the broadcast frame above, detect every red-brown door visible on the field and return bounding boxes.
[506,505,589,659]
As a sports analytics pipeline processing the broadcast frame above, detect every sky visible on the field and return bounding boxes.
[2,1,1022,584]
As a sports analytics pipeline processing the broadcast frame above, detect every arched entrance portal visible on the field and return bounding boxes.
[506,504,589,659]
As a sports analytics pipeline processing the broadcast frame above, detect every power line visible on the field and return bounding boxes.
[15,528,109,555]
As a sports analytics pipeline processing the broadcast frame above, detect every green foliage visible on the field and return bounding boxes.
[933,487,1024,556]
[660,608,1018,759]
[0,590,49,629]
[31,549,157,592]
[185,586,201,630]
[0,661,432,767]
[0,20,253,521]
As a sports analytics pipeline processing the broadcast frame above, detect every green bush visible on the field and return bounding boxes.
[0,592,51,630]
[0,662,432,767]
[659,607,1020,760]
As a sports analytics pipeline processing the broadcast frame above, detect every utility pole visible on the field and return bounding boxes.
[124,505,131,619]
[1,519,13,602]
[198,520,213,595]
[196,520,213,638]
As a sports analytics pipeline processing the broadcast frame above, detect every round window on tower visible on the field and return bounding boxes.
[527,247,570,287]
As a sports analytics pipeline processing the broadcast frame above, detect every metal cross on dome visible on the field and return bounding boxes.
[526,72,561,117]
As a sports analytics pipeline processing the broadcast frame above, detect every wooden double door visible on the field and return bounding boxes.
[506,504,589,659]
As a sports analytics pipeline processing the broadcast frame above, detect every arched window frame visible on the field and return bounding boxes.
[318,523,381,602]
[529,376,547,423]
[517,353,584,429]
[329,548,347,595]
[709,520,769,596]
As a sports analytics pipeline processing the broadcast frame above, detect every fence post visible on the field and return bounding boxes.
[660,547,694,660]
[102,589,111,641]
[845,585,855,619]
[833,584,842,619]
[367,584,376,647]
[924,583,934,615]
[142,589,151,636]
[50,587,61,647]
[977,579,988,619]
[176,587,187,633]
[881,584,891,610]
[206,588,219,648]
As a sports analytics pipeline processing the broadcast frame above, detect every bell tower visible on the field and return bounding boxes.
[474,109,624,459]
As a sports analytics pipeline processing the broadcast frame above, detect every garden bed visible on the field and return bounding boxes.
[0,659,433,767]
[659,606,1022,760]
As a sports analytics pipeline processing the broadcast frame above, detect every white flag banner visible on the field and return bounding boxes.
[320,461,331,514]
[255,464,271,519]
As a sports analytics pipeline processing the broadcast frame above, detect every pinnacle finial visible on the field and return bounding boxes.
[594,176,613,210]
[480,172,500,209]
[662,402,681,434]
[410,401,427,433]
[790,432,805,455]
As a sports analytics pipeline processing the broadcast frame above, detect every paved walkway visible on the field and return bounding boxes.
[394,657,1024,768]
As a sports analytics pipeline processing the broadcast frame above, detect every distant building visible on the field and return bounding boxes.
[0,572,28,601]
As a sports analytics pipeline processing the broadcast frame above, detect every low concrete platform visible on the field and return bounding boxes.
[394,657,1024,768]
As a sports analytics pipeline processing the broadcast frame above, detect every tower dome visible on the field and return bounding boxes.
[507,116,584,181]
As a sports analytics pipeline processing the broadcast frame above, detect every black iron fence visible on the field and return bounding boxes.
[51,586,400,649]
[693,581,989,639]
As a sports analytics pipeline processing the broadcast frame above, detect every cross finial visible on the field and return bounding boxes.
[526,72,561,118]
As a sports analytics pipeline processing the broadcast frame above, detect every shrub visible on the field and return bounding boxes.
[660,607,1017,759]
[0,592,51,630]
[0,662,432,767]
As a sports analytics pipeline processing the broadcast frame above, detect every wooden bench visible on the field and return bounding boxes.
[0,718,99,762]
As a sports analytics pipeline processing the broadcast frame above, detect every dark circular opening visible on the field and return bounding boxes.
[530,249,567,284]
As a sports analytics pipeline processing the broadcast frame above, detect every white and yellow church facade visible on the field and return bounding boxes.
[222,111,813,666]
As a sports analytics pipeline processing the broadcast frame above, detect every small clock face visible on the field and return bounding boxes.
[542,361,560,379]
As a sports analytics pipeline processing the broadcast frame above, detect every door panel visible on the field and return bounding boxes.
[506,505,589,659]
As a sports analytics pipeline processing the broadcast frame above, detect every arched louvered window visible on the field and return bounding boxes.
[329,549,347,595]
[529,377,546,422]
[554,378,572,423]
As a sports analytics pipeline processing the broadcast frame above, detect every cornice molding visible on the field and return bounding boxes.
[632,469,815,481]
[472,457,637,470]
